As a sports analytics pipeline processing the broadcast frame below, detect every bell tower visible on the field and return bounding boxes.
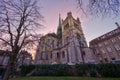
[62,12,87,47]
[62,12,89,64]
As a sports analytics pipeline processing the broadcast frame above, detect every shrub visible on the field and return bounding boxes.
[20,63,120,77]
[96,63,120,77]
[20,65,35,76]
[75,64,89,76]
[33,64,71,76]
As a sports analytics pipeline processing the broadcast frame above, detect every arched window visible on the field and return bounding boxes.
[51,40,54,48]
[64,23,69,30]
[57,52,60,58]
[76,34,84,47]
[82,51,86,56]
[104,58,108,62]
[66,36,69,43]
[45,53,48,60]
[62,51,65,58]
[50,53,52,59]
[76,34,81,40]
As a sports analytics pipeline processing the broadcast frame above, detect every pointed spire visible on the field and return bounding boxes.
[57,13,62,39]
[58,13,62,27]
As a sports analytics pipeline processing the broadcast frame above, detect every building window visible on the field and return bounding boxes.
[42,53,44,60]
[66,36,69,43]
[118,36,120,40]
[104,41,108,45]
[51,40,54,48]
[107,47,112,52]
[74,23,78,27]
[82,51,86,56]
[47,39,50,42]
[3,57,9,65]
[114,45,120,50]
[0,56,3,65]
[104,58,108,62]
[77,34,82,46]
[114,29,120,33]
[111,39,116,43]
[100,60,103,63]
[98,43,102,47]
[101,35,106,39]
[77,34,81,40]
[57,52,60,58]
[50,53,52,59]
[95,49,100,55]
[108,32,112,36]
[111,58,116,60]
[64,23,69,30]
[45,53,48,60]
[96,49,99,53]
[62,51,65,58]
[101,49,105,53]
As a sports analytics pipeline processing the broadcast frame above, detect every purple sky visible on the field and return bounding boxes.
[39,0,120,45]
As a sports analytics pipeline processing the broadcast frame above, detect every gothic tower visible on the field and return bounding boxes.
[62,12,90,64]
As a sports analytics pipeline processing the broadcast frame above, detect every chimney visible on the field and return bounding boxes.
[115,22,120,28]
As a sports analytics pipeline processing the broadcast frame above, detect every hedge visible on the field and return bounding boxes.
[96,63,120,77]
[20,63,120,77]
[20,65,35,76]
[33,64,71,76]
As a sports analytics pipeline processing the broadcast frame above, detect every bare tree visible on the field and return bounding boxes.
[0,0,43,78]
[77,0,120,17]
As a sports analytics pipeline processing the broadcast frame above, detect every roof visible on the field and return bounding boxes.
[47,33,58,38]
[90,27,120,45]
[40,33,58,40]
[0,50,10,56]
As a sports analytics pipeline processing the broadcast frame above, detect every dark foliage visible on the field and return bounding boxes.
[34,64,71,76]
[20,63,120,77]
[20,65,35,76]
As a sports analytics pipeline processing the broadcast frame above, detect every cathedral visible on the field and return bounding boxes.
[35,12,93,65]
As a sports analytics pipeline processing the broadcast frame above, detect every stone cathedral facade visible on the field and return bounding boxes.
[35,12,93,64]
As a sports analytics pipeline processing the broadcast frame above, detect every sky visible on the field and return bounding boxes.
[38,0,120,45]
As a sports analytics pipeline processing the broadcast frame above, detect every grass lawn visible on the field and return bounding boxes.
[10,77,120,80]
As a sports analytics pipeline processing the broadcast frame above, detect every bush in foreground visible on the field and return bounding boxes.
[20,63,120,77]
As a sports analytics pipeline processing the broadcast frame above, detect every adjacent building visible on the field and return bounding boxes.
[0,50,10,80]
[35,12,93,65]
[17,50,33,67]
[0,50,10,66]
[90,23,120,62]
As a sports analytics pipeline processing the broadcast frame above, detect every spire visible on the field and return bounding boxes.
[57,13,62,39]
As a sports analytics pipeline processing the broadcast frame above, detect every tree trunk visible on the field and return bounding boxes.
[10,52,18,77]
[6,48,19,80]
[3,57,17,80]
